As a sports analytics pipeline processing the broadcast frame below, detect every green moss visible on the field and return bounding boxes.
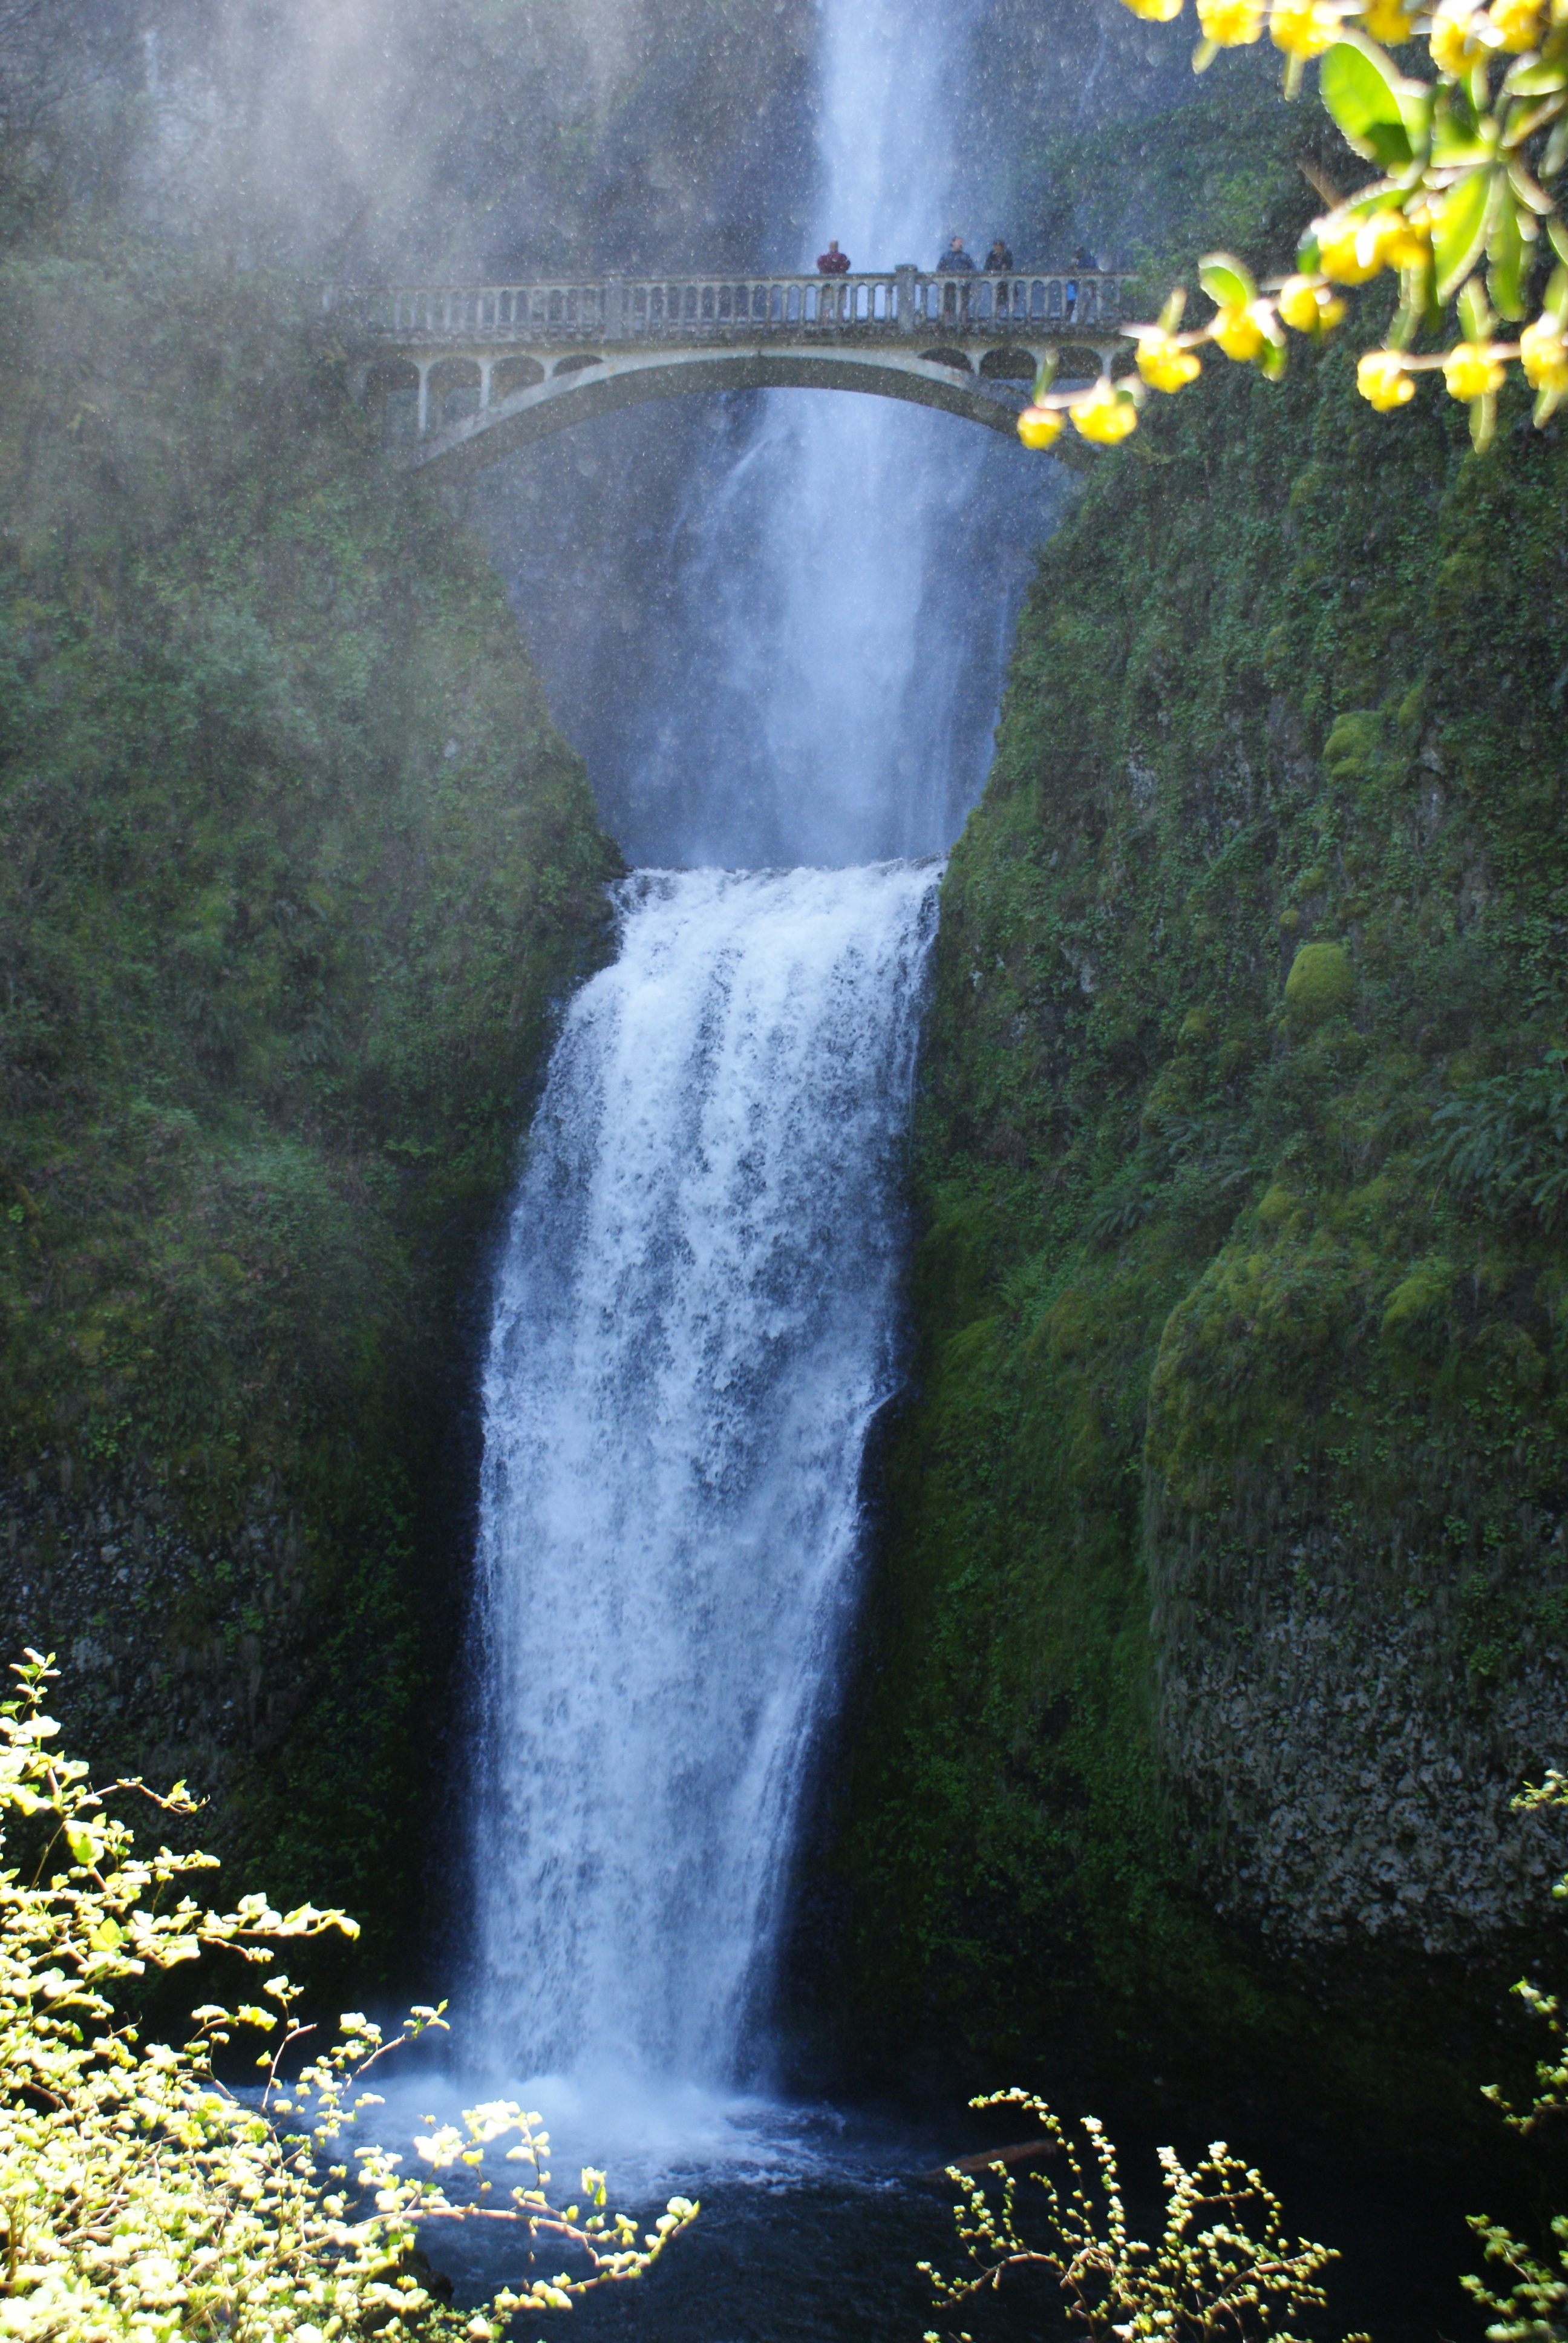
[815,76,1568,2164]
[1284,940,1356,1020]
[0,226,619,1962]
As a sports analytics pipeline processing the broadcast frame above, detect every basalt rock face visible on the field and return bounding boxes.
[814,87,1568,2156]
[1152,1517,1568,1958]
[0,233,619,1965]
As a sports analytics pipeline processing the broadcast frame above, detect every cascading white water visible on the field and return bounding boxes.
[625,0,1002,871]
[466,0,1011,2105]
[471,862,940,2082]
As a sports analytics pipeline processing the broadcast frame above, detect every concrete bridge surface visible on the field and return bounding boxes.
[330,267,1135,471]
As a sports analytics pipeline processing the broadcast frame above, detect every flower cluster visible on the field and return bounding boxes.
[0,1651,696,2340]
[1018,0,1568,455]
[1015,359,1142,447]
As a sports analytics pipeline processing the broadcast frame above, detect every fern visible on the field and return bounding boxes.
[1422,1048,1568,1228]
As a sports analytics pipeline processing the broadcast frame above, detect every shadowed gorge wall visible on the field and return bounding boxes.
[0,232,619,1966]
[808,87,1568,2161]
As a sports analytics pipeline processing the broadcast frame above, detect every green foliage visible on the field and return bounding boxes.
[0,220,619,1944]
[1423,1046,1568,1224]
[1282,938,1356,1017]
[1468,1774,1568,2342]
[822,70,1568,2148]
[921,2091,1336,2343]
[1067,0,1568,455]
[0,1651,693,2336]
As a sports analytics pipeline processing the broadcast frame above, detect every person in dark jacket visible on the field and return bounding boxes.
[817,238,851,274]
[984,237,1013,272]
[935,234,975,273]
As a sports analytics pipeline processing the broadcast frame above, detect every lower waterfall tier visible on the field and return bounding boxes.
[469,861,940,2083]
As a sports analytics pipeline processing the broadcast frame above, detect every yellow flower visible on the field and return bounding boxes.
[1210,302,1269,359]
[1117,0,1187,16]
[1318,208,1427,284]
[1318,220,1383,284]
[1488,0,1544,42]
[1270,0,1342,54]
[1276,275,1348,332]
[1442,339,1506,398]
[1135,331,1203,390]
[1428,0,1480,69]
[1356,348,1415,408]
[1069,382,1141,444]
[1520,315,1568,392]
[1197,0,1267,38]
[1016,405,1065,449]
[1359,0,1419,36]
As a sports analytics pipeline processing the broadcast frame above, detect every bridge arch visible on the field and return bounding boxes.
[399,346,1100,476]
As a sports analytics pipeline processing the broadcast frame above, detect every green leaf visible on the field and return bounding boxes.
[1434,168,1498,298]
[1258,335,1289,382]
[1459,277,1494,339]
[1507,155,1555,213]
[1502,59,1568,96]
[1470,389,1497,451]
[64,1823,96,1867]
[1431,82,1493,165]
[1487,195,1528,319]
[1198,252,1256,309]
[1320,42,1414,166]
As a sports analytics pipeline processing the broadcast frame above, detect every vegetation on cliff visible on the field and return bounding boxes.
[821,77,1568,2160]
[0,215,619,1963]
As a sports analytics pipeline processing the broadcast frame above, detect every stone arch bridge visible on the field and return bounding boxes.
[333,266,1134,473]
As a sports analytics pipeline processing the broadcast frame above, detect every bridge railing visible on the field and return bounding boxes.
[345,269,1133,344]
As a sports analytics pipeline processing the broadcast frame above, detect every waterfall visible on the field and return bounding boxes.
[485,0,1050,871]
[470,862,940,2082]
[670,0,991,868]
[465,0,1019,2103]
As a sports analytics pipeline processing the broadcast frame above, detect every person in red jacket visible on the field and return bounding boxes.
[816,239,851,274]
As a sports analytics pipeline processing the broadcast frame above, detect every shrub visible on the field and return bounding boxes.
[0,1651,694,2338]
[919,2088,1337,2343]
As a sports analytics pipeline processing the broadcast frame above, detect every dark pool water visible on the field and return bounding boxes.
[359,2077,1488,2343]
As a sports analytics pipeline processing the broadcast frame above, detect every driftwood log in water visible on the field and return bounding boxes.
[916,2139,1060,2184]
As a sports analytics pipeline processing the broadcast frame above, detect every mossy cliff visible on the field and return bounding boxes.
[820,105,1568,2158]
[0,230,619,1967]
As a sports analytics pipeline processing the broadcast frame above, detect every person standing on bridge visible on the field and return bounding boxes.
[935,232,975,324]
[816,238,851,274]
[984,235,1014,317]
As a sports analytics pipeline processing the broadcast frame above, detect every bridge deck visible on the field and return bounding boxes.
[332,269,1136,468]
[334,267,1131,347]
